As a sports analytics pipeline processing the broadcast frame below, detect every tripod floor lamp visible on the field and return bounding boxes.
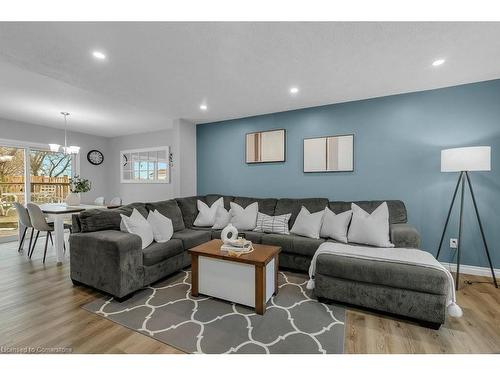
[436,146,498,290]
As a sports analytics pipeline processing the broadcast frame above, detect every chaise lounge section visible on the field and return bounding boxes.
[314,254,448,327]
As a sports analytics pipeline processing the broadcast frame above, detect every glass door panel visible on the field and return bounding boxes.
[29,149,72,204]
[0,146,25,239]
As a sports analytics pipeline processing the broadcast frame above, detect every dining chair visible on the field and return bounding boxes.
[26,203,70,263]
[109,197,122,206]
[94,196,105,205]
[13,202,34,253]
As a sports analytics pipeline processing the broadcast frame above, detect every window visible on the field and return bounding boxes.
[121,146,170,183]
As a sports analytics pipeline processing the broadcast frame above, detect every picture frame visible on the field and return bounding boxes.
[303,134,354,173]
[245,129,286,164]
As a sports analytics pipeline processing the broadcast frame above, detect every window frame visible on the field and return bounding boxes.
[120,146,171,184]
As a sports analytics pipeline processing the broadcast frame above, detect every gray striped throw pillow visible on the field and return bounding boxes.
[253,212,291,235]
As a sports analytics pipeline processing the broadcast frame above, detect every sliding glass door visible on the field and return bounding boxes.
[0,142,75,241]
[0,146,26,239]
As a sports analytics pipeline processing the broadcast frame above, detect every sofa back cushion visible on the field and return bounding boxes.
[232,196,277,216]
[275,198,329,228]
[329,200,407,224]
[205,194,234,210]
[146,199,185,231]
[175,196,199,228]
[79,203,148,233]
[176,195,234,228]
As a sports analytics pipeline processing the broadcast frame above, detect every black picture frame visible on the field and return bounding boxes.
[245,128,286,164]
[303,133,355,173]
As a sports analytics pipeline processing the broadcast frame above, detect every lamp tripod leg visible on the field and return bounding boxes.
[455,173,465,290]
[436,171,463,259]
[465,172,498,288]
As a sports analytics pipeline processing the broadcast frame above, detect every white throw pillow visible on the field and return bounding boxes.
[212,205,231,229]
[253,212,291,234]
[147,210,173,243]
[193,197,224,227]
[290,206,324,239]
[120,208,144,232]
[320,207,352,243]
[230,202,258,230]
[347,202,394,247]
[120,209,154,249]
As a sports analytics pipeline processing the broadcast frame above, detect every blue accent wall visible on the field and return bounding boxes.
[197,79,500,269]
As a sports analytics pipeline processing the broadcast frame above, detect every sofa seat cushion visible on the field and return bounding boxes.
[146,199,185,232]
[211,230,264,244]
[261,234,325,257]
[172,229,211,249]
[274,198,329,228]
[142,239,184,266]
[316,253,448,295]
[191,227,213,232]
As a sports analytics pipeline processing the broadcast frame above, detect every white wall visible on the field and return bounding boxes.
[0,117,109,203]
[108,128,175,203]
[176,119,197,197]
[107,121,196,204]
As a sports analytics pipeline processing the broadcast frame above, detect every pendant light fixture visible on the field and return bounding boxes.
[49,112,80,154]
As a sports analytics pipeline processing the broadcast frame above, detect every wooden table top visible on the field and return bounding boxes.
[188,239,281,267]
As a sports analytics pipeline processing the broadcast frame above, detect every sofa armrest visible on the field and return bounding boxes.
[69,230,144,298]
[390,223,421,248]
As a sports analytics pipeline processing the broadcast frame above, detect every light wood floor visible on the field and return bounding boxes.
[0,239,498,354]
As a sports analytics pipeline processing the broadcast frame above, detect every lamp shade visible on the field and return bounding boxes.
[441,146,491,172]
[48,144,61,152]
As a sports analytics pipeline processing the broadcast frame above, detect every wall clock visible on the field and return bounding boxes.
[87,150,104,165]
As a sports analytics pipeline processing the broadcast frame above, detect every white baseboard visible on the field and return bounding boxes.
[440,261,499,277]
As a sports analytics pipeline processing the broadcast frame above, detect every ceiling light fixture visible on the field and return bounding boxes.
[92,50,107,60]
[432,59,445,67]
[290,87,299,95]
[200,104,208,111]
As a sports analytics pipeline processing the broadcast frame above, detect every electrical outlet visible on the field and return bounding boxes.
[450,238,458,249]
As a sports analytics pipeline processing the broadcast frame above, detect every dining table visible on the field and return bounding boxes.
[38,203,106,265]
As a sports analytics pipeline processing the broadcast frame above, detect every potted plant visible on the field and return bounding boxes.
[66,175,91,206]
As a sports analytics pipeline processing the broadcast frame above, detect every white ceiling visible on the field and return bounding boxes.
[0,22,499,137]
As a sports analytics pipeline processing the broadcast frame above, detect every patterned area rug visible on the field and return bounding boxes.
[82,270,345,354]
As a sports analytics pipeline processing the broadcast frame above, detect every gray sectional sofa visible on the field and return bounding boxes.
[70,194,445,327]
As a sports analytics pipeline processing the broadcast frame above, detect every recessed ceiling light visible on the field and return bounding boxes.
[432,59,445,67]
[290,87,299,94]
[92,51,106,60]
[200,104,208,111]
